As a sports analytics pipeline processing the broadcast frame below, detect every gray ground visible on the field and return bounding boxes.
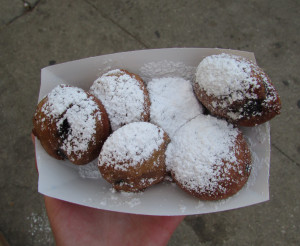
[0,0,299,245]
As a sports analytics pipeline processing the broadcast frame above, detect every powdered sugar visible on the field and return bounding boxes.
[261,73,281,112]
[41,84,102,158]
[98,122,165,170]
[27,212,53,244]
[166,114,239,194]
[87,189,143,208]
[147,77,204,137]
[139,60,195,83]
[59,105,101,158]
[195,53,261,101]
[241,123,270,189]
[90,69,147,131]
[78,159,101,179]
[42,85,87,116]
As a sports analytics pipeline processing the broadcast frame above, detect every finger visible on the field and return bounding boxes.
[31,133,35,144]
[31,133,38,173]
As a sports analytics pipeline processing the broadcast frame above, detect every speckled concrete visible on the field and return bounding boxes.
[0,0,299,245]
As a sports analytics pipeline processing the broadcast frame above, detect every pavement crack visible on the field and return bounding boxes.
[84,0,149,49]
[5,0,41,26]
[271,143,300,167]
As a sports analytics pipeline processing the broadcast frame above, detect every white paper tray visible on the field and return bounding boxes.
[36,48,270,216]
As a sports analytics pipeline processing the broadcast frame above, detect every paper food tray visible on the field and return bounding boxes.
[36,48,270,216]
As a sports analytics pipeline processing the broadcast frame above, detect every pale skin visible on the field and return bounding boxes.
[32,135,185,246]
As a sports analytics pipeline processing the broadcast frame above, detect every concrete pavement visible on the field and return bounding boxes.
[0,0,299,245]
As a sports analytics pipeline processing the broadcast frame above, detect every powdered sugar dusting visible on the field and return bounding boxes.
[260,72,281,112]
[86,189,143,208]
[99,122,165,170]
[78,159,101,179]
[41,85,102,157]
[166,114,239,194]
[27,212,53,244]
[241,123,270,188]
[58,105,101,158]
[140,60,195,83]
[90,69,147,131]
[196,53,261,101]
[147,77,204,137]
[125,197,142,208]
[42,85,87,116]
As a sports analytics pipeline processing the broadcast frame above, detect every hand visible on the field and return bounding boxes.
[45,196,184,246]
[32,134,184,246]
